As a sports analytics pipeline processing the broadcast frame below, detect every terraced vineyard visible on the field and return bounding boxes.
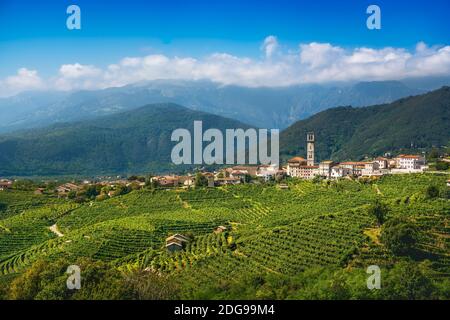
[0,173,448,298]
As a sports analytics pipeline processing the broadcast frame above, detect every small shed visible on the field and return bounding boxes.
[165,234,190,252]
[34,188,45,195]
[214,226,228,234]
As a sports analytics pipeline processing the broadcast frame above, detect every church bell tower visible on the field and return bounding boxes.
[307,132,315,166]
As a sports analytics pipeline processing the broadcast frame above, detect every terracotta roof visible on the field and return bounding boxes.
[340,161,366,165]
[397,154,422,159]
[288,157,306,163]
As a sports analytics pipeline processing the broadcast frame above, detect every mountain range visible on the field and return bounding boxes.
[0,87,449,176]
[1,77,449,133]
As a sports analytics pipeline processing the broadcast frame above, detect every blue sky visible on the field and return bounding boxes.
[0,0,449,95]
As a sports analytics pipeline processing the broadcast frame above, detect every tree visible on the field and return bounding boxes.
[9,258,129,300]
[381,218,418,256]
[67,191,77,199]
[382,261,436,300]
[194,173,208,187]
[368,199,388,226]
[435,161,449,171]
[425,185,440,199]
[114,185,131,196]
[12,179,35,191]
[427,148,440,161]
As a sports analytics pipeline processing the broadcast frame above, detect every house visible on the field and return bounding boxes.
[179,175,195,187]
[229,170,248,180]
[395,154,425,170]
[297,165,319,180]
[340,162,366,176]
[286,157,307,177]
[0,179,12,191]
[318,161,335,178]
[330,166,352,179]
[56,183,80,195]
[214,226,228,234]
[230,166,259,176]
[151,176,180,187]
[166,234,190,252]
[278,183,289,190]
[257,164,281,181]
[34,188,45,195]
[362,161,381,176]
[215,177,241,186]
[375,157,389,169]
[388,159,397,169]
[287,157,319,179]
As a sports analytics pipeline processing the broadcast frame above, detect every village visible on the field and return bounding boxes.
[0,132,449,196]
[1,132,449,254]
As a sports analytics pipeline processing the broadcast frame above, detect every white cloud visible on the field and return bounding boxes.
[262,35,279,58]
[52,63,103,91]
[300,42,344,68]
[58,63,102,79]
[1,38,450,97]
[0,68,45,96]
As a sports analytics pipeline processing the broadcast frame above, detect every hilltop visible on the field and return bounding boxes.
[280,86,450,161]
[0,103,253,176]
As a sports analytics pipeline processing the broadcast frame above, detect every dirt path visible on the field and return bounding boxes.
[49,224,64,237]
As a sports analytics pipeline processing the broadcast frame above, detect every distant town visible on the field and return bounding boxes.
[1,132,449,198]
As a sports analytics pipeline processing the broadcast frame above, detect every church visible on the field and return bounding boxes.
[286,132,320,180]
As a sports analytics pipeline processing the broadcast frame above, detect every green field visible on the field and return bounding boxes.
[0,174,449,300]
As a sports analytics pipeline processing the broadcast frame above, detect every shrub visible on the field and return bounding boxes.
[382,218,418,256]
[368,199,389,226]
[425,185,440,199]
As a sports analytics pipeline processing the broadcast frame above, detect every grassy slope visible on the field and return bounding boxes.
[0,174,448,297]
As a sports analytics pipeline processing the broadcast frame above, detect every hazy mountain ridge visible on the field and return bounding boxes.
[2,78,445,133]
[0,103,253,176]
[0,87,449,176]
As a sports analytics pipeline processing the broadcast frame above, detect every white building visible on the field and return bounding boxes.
[318,161,335,178]
[375,157,389,169]
[330,166,353,179]
[361,161,381,176]
[340,162,365,176]
[395,155,425,170]
[257,164,281,181]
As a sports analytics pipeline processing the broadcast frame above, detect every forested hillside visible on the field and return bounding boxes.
[0,103,252,176]
[281,87,450,161]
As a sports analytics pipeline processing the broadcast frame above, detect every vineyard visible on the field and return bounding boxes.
[0,173,448,298]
